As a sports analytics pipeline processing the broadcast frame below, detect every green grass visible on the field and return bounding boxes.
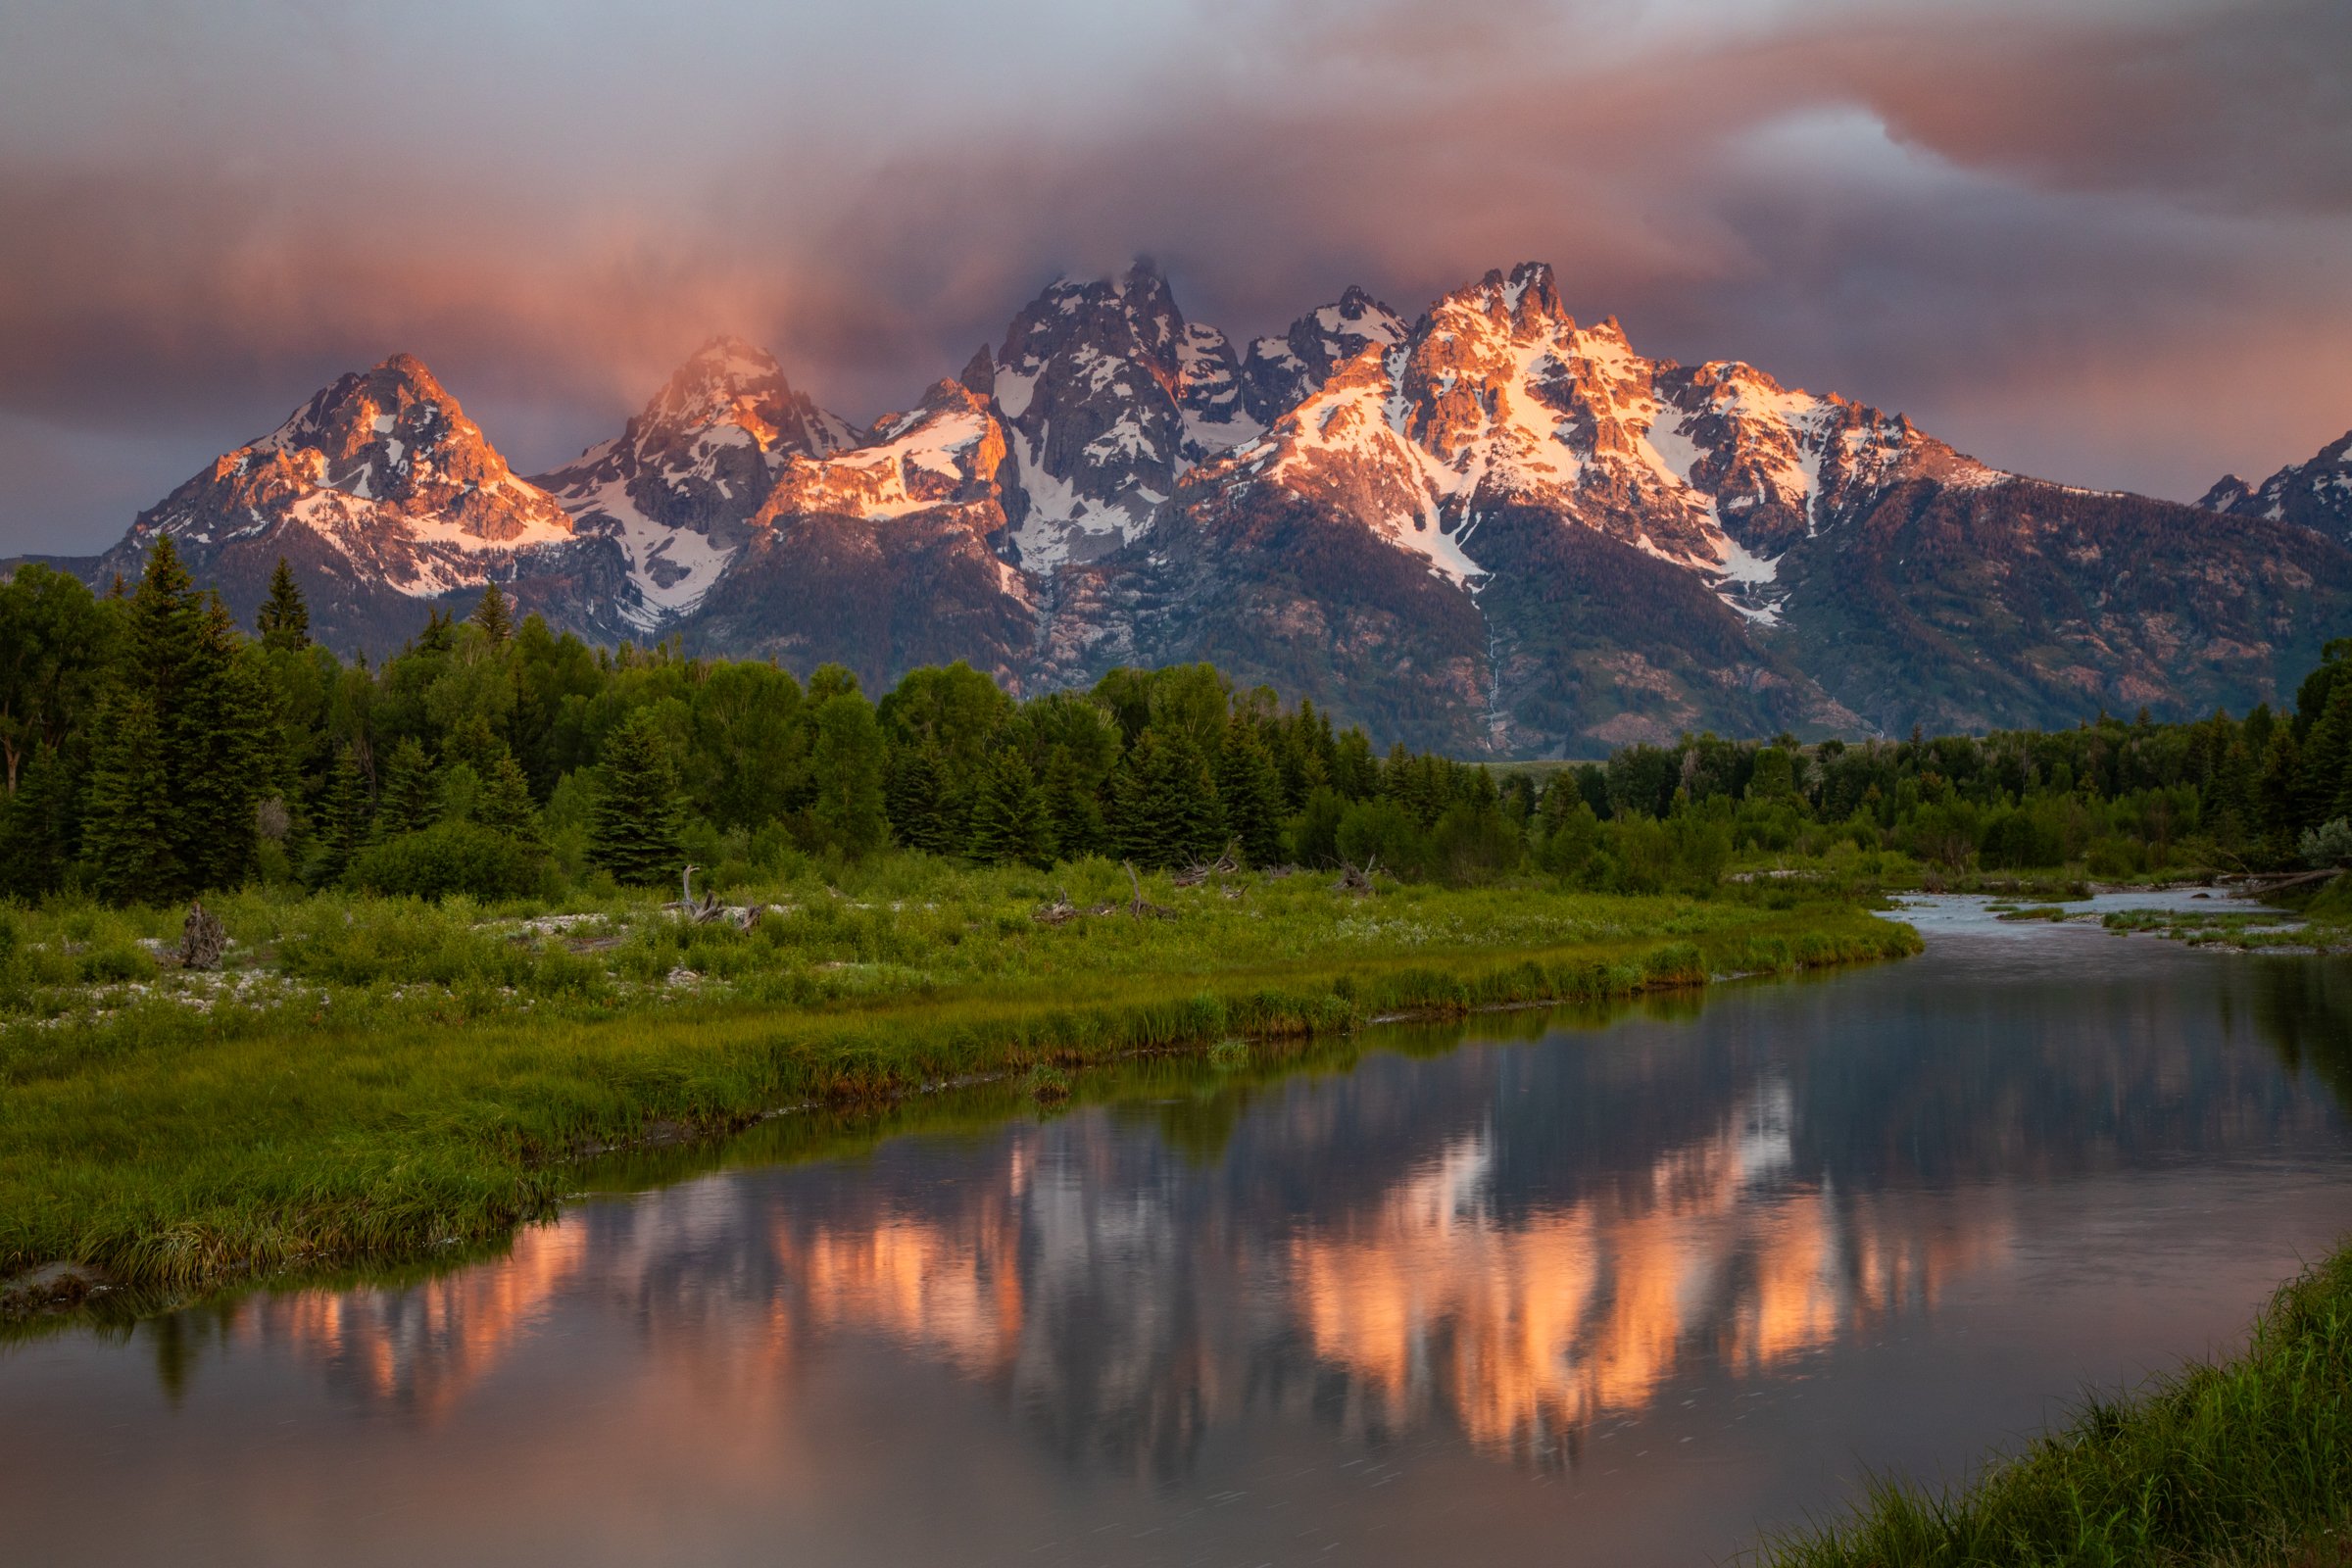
[0,856,1920,1317]
[1756,1245,2352,1568]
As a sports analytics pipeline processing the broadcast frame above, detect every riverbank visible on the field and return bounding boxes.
[1759,1242,2352,1567]
[0,860,1918,1321]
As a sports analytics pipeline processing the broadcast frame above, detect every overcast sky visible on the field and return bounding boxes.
[1,0,2346,551]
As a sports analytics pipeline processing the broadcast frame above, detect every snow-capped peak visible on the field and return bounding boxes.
[2200,428,2352,545]
[986,261,1261,569]
[762,378,1010,523]
[119,353,578,607]
[529,338,858,625]
[1214,261,1994,615]
[1241,286,1408,425]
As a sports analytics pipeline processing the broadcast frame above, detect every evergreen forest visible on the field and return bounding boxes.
[8,540,2352,909]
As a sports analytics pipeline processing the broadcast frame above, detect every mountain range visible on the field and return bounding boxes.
[46,260,2352,756]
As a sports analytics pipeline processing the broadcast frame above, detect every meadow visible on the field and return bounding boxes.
[0,854,1918,1317]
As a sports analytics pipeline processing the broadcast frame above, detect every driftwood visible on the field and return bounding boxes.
[1031,889,1079,926]
[1122,860,1176,920]
[2229,868,2342,900]
[1172,844,1243,888]
[1260,863,1302,880]
[664,864,759,929]
[177,901,226,971]
[1330,857,1379,896]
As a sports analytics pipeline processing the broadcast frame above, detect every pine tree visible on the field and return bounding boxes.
[80,694,184,906]
[0,743,74,899]
[446,710,503,774]
[112,544,276,894]
[127,536,203,713]
[473,752,545,848]
[256,557,311,651]
[2255,728,2301,856]
[2309,680,2352,826]
[470,583,513,648]
[170,597,275,890]
[885,744,954,854]
[1216,719,1285,865]
[1160,729,1225,866]
[1110,730,1172,866]
[588,710,684,884]
[377,737,440,836]
[1114,728,1221,868]
[1041,747,1107,860]
[968,749,1052,866]
[307,744,369,886]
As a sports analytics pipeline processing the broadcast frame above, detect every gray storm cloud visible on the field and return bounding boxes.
[0,0,2344,549]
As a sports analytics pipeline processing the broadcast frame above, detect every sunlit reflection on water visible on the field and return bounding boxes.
[7,906,2351,1567]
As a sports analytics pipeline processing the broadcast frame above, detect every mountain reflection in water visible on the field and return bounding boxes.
[9,917,2352,1568]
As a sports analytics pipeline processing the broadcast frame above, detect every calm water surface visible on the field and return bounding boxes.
[7,899,2352,1566]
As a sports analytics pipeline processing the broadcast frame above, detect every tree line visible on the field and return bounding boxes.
[2,542,2349,906]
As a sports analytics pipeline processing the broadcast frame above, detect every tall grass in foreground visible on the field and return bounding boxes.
[0,892,1917,1312]
[1759,1247,2352,1568]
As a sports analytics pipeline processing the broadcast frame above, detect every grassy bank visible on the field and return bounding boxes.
[0,856,1918,1317]
[1758,1245,2352,1568]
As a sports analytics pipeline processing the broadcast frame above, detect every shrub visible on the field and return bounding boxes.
[2301,817,2352,868]
[1336,797,1426,876]
[347,822,550,902]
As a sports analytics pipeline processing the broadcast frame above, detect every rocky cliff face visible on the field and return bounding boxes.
[92,354,630,647]
[70,264,2352,751]
[683,378,1036,690]
[2202,430,2352,548]
[531,337,858,627]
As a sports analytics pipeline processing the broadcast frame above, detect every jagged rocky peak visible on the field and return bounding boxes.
[2201,429,2352,545]
[531,337,858,627]
[1212,260,2004,629]
[760,377,1011,525]
[637,335,857,461]
[250,352,540,517]
[988,259,1256,569]
[1439,260,1573,330]
[89,353,593,648]
[1239,283,1406,424]
[137,352,571,552]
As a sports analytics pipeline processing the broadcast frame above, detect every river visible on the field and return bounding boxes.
[5,897,2350,1565]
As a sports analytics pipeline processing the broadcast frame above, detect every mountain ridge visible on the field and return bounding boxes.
[32,262,2352,756]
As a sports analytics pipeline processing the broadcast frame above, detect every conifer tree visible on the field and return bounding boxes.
[885,744,955,855]
[1216,719,1285,865]
[256,557,311,651]
[102,543,276,896]
[128,536,202,711]
[1158,731,1227,866]
[470,582,513,648]
[2304,680,2352,827]
[446,710,504,774]
[308,744,369,885]
[171,597,275,890]
[1110,730,1171,866]
[0,743,75,899]
[2254,727,2302,856]
[1041,747,1108,860]
[968,749,1052,866]
[377,737,440,836]
[80,695,183,905]
[588,710,684,884]
[1116,728,1222,867]
[473,752,545,848]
